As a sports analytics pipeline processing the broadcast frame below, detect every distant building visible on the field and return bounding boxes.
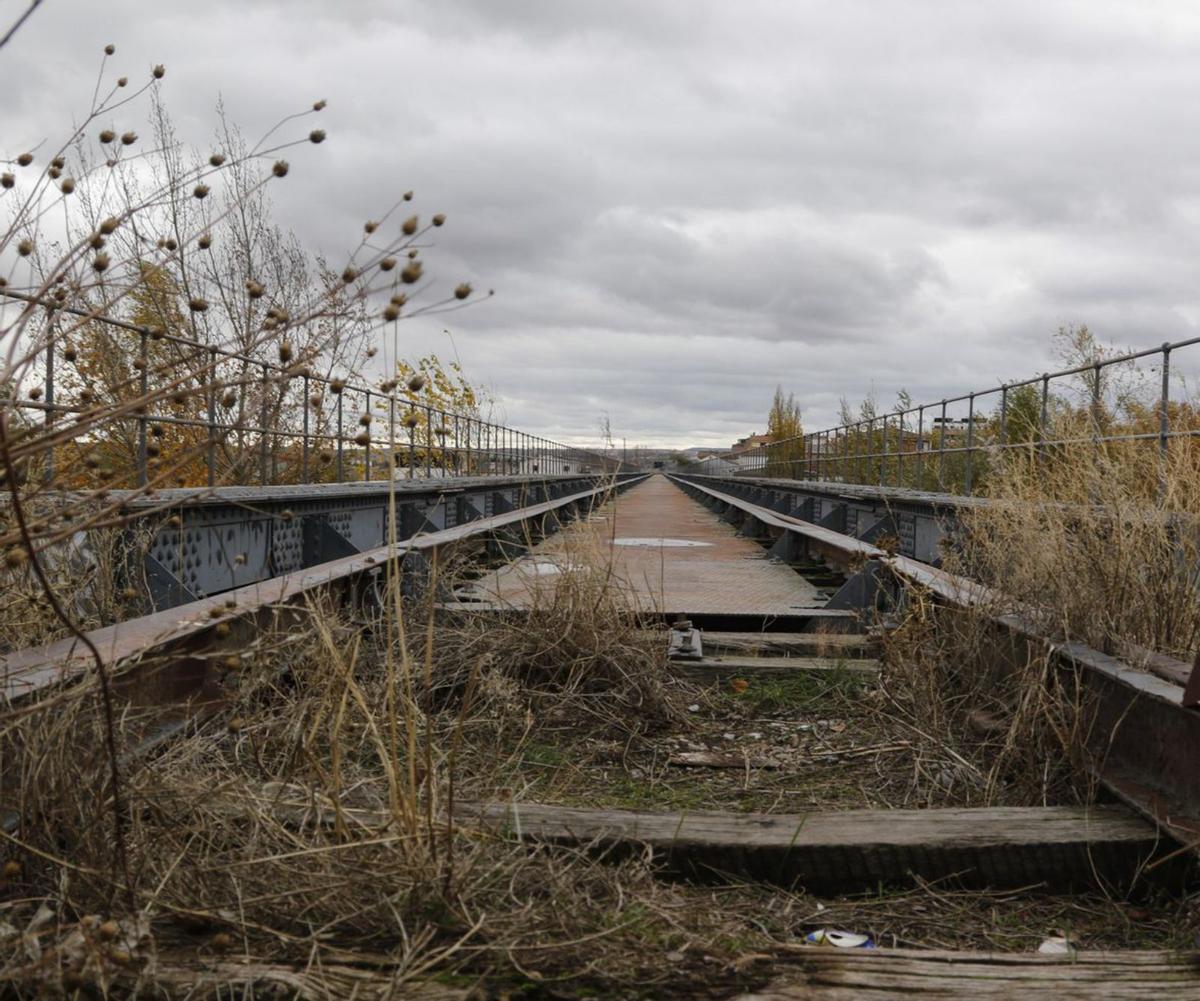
[732,433,774,451]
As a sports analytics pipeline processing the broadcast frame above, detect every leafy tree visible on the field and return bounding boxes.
[390,354,492,475]
[767,385,803,441]
[1003,383,1043,446]
[54,264,212,487]
[765,385,804,477]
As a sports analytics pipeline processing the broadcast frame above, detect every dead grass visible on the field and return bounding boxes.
[0,518,153,655]
[877,431,1200,811]
[430,527,680,737]
[2,476,1199,997]
[0,534,725,997]
[952,439,1200,659]
[879,593,1096,810]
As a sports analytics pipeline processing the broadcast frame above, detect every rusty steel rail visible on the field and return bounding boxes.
[669,473,1200,845]
[2,474,648,703]
[108,472,627,610]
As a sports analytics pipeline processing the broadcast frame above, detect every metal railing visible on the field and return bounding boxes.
[7,290,621,489]
[693,335,1200,494]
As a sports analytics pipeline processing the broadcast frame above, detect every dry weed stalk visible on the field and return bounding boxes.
[0,33,485,972]
[0,40,481,647]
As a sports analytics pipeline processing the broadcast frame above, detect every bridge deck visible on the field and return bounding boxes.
[461,473,823,616]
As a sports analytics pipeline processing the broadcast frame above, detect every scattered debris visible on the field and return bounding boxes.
[669,750,783,770]
[1037,935,1077,956]
[805,928,876,949]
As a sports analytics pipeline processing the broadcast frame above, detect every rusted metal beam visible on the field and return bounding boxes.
[1,475,648,704]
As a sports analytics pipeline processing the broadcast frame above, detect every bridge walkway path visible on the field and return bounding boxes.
[457,473,824,617]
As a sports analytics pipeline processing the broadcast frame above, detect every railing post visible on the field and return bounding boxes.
[207,348,217,488]
[425,406,433,478]
[259,364,269,486]
[271,374,279,484]
[363,390,371,482]
[42,333,55,485]
[302,372,310,483]
[872,417,881,485]
[1039,374,1049,463]
[915,405,924,489]
[855,421,864,484]
[136,330,148,487]
[336,390,344,483]
[1160,343,1171,499]
[867,418,875,484]
[937,400,947,490]
[964,392,975,494]
[999,384,1008,449]
[895,411,903,487]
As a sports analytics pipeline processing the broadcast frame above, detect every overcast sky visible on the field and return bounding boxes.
[10,0,1200,448]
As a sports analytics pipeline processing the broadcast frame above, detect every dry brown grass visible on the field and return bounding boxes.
[952,439,1200,659]
[0,538,701,997]
[880,591,1096,810]
[0,519,156,655]
[431,528,678,736]
[3,505,1199,997]
[878,429,1200,811]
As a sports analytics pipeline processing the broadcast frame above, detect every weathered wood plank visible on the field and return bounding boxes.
[203,784,1178,895]
[465,802,1167,892]
[700,632,876,656]
[439,604,863,626]
[737,947,1200,999]
[674,655,879,683]
[107,957,468,1000]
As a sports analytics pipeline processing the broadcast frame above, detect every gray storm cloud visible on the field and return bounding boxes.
[8,0,1200,447]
